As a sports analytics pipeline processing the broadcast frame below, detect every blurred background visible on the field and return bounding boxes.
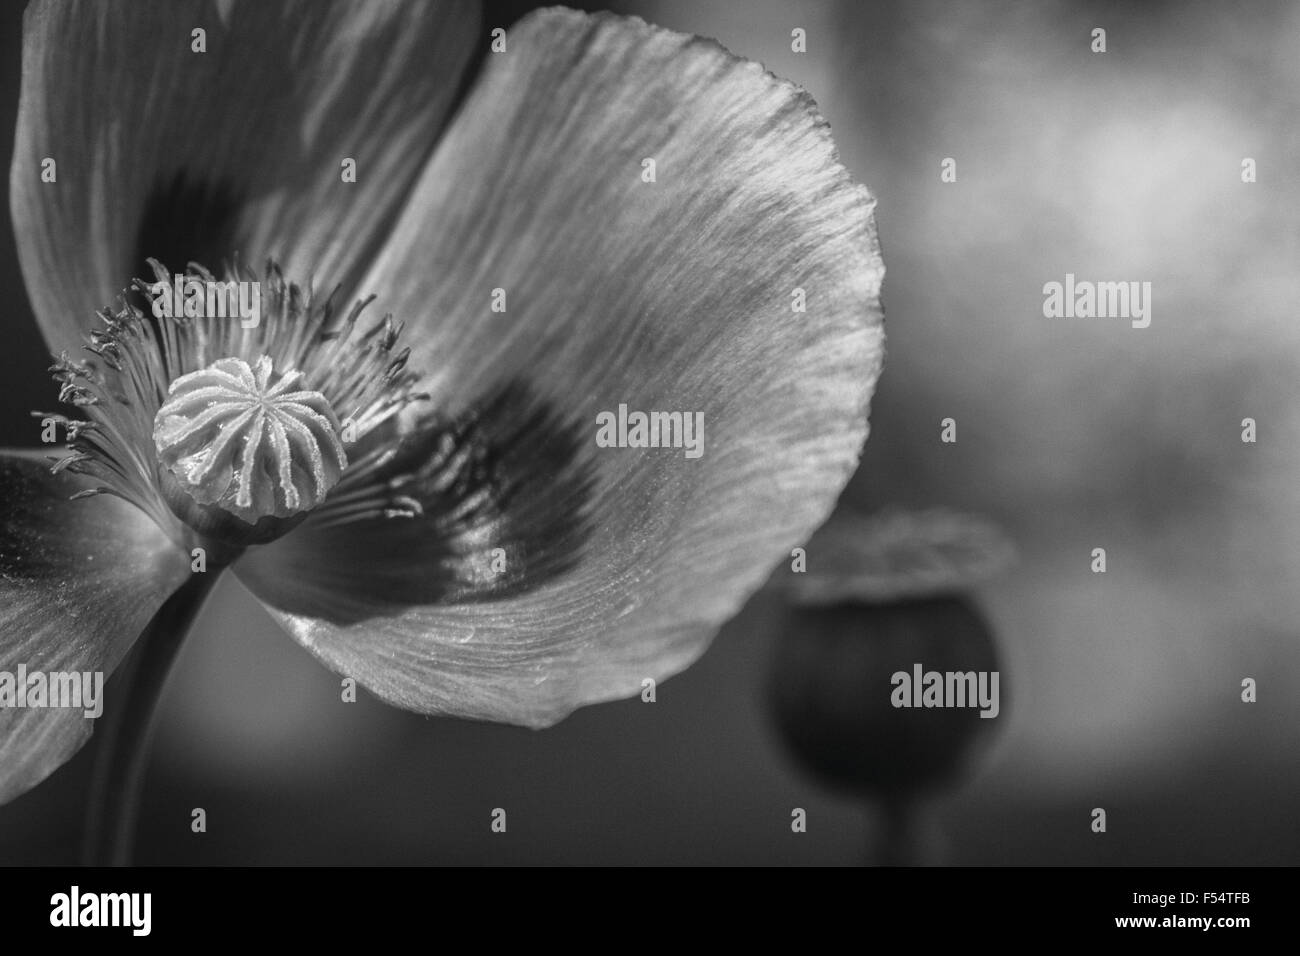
[2,0,1298,864]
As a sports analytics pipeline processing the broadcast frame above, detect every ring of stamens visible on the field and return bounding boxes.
[44,259,428,547]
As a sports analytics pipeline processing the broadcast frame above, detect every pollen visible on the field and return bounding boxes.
[154,355,347,523]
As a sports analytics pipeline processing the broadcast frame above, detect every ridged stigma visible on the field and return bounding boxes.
[153,355,347,524]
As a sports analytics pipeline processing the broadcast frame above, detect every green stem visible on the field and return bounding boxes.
[82,571,219,866]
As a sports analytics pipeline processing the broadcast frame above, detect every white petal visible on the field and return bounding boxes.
[0,453,191,804]
[11,0,480,356]
[238,9,884,728]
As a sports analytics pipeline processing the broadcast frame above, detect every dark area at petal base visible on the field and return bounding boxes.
[132,172,244,286]
[241,381,596,623]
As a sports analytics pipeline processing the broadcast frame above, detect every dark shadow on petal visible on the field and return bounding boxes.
[131,172,244,284]
[240,380,596,624]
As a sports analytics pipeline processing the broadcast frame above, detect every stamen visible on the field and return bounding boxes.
[309,414,497,532]
[46,260,428,549]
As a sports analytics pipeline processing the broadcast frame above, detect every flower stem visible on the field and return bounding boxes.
[82,571,219,866]
[869,795,918,866]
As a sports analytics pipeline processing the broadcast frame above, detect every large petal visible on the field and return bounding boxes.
[11,0,480,357]
[237,8,884,728]
[0,453,191,804]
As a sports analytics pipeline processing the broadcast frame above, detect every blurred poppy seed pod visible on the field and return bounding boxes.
[768,594,1001,799]
[768,509,1015,801]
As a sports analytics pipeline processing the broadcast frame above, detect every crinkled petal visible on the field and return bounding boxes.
[237,8,885,728]
[11,0,480,356]
[0,453,191,804]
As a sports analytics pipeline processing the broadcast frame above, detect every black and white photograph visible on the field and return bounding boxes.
[0,0,1292,932]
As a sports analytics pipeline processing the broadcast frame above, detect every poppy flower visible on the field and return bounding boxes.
[0,0,884,815]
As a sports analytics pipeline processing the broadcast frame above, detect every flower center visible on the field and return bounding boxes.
[153,355,347,524]
[46,259,428,552]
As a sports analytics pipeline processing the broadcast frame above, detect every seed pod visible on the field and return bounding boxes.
[769,593,1003,800]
